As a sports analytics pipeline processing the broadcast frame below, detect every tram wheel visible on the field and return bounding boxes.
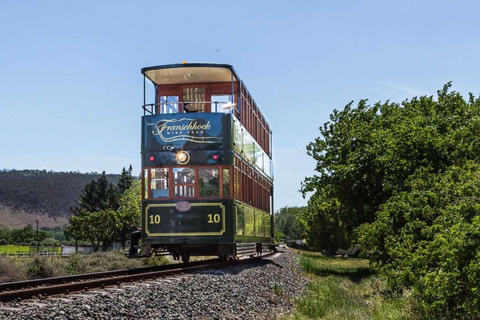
[219,255,230,262]
[181,253,190,263]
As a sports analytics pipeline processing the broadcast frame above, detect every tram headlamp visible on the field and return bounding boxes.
[212,154,219,161]
[176,151,190,165]
[149,156,155,162]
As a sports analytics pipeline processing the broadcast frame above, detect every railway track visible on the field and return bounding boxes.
[0,252,276,303]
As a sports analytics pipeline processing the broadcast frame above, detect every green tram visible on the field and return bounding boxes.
[139,63,274,262]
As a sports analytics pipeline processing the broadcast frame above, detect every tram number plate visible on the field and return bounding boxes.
[149,214,221,225]
[146,205,224,234]
[207,214,221,224]
[149,214,161,224]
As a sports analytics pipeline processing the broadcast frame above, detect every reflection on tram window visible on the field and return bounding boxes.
[144,169,148,199]
[173,168,195,184]
[173,167,195,197]
[160,96,179,114]
[183,88,205,112]
[151,168,169,198]
[211,94,233,113]
[199,168,219,197]
[174,185,195,198]
[222,168,230,197]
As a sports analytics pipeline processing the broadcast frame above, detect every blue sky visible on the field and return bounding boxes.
[1,1,480,210]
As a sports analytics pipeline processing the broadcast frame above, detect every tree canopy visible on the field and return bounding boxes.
[301,83,480,317]
[66,167,141,252]
[274,206,305,242]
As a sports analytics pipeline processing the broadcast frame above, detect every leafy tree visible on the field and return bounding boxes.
[303,82,480,316]
[274,230,285,243]
[274,206,305,240]
[358,163,480,317]
[68,171,120,251]
[117,180,141,248]
[71,171,119,214]
[117,165,134,195]
[9,226,47,244]
[69,209,120,252]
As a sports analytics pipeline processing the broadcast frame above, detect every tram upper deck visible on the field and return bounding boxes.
[141,63,273,179]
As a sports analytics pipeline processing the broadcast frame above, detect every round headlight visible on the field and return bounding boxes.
[176,151,190,164]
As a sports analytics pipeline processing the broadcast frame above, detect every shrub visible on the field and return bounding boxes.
[27,256,55,279]
[142,255,169,267]
[358,163,480,318]
[41,237,60,247]
[0,258,24,282]
[0,239,7,245]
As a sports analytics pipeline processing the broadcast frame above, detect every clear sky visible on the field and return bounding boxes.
[1,1,480,210]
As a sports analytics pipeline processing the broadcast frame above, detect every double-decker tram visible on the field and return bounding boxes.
[139,63,274,262]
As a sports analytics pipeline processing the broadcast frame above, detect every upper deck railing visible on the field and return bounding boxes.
[142,101,238,116]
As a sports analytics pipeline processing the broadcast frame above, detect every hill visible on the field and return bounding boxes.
[0,170,121,229]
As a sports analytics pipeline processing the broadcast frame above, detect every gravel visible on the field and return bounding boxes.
[0,250,309,319]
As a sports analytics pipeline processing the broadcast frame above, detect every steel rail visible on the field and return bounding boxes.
[0,252,275,302]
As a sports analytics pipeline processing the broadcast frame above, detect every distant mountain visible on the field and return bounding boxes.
[0,170,121,218]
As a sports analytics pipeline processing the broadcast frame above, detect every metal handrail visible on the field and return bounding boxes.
[142,101,238,115]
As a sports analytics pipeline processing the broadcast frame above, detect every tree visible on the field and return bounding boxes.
[69,209,120,252]
[117,165,134,195]
[68,171,120,251]
[357,163,480,317]
[274,206,305,241]
[303,83,480,316]
[10,226,47,244]
[71,171,119,214]
[117,180,141,248]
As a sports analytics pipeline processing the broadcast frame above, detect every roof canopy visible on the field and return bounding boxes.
[141,63,239,86]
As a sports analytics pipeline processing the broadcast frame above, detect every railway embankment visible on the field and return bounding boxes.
[0,251,309,319]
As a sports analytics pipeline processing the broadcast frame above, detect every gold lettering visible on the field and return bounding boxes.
[149,215,161,224]
[207,214,221,224]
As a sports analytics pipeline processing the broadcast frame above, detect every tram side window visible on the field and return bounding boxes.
[173,167,195,197]
[211,94,233,114]
[159,96,179,114]
[223,168,230,198]
[144,169,148,199]
[151,168,169,198]
[199,168,219,197]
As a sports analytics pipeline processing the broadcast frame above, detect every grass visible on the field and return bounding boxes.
[0,245,61,255]
[0,250,170,282]
[0,245,31,254]
[285,254,412,320]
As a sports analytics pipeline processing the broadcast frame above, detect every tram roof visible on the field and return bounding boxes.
[141,63,239,85]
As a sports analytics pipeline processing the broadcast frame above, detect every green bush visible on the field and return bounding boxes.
[41,237,60,247]
[0,239,7,246]
[301,82,480,317]
[358,163,480,318]
[27,257,55,279]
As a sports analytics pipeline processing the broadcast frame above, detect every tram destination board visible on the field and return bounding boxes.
[144,201,227,236]
[143,113,232,151]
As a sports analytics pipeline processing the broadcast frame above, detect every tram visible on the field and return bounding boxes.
[138,62,273,262]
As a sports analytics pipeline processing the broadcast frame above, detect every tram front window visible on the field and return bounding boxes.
[173,167,195,197]
[159,96,178,114]
[199,168,219,197]
[151,168,169,198]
